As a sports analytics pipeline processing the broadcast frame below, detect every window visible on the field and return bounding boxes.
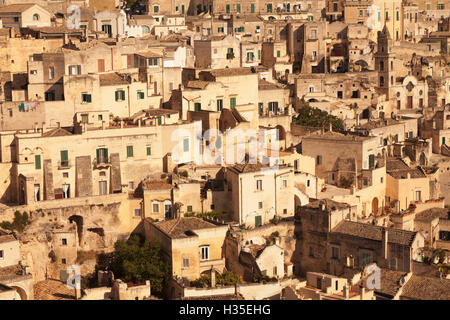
[115,90,126,101]
[217,99,223,112]
[194,102,201,111]
[187,205,193,212]
[256,180,263,191]
[226,4,230,13]
[60,150,69,167]
[62,258,66,264]
[134,208,141,218]
[63,172,69,178]
[360,252,372,266]
[33,14,40,21]
[200,246,210,261]
[282,180,287,188]
[82,93,92,103]
[35,155,41,170]
[237,3,241,13]
[49,67,54,80]
[146,146,151,156]
[96,148,108,164]
[154,5,159,13]
[307,180,310,187]
[415,191,421,201]
[98,115,103,121]
[258,202,263,209]
[267,3,273,13]
[30,70,37,75]
[277,50,281,57]
[62,238,67,246]
[126,145,134,158]
[137,91,145,100]
[230,97,236,109]
[0,250,3,259]
[183,138,189,152]
[331,247,339,259]
[153,203,159,213]
[182,258,190,269]
[251,3,255,13]
[69,65,81,75]
[316,155,322,165]
[129,181,134,190]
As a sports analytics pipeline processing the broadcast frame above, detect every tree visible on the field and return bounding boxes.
[0,211,30,233]
[109,234,170,297]
[294,105,344,131]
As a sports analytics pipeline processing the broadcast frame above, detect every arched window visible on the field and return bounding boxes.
[33,14,40,21]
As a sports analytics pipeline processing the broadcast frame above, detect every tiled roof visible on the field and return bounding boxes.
[0,4,35,13]
[400,275,450,300]
[153,217,219,239]
[42,128,72,137]
[186,80,211,89]
[99,73,130,86]
[143,180,172,190]
[231,162,268,173]
[386,158,426,179]
[258,79,284,90]
[302,131,372,142]
[205,68,255,77]
[332,221,417,246]
[415,208,449,222]
[372,268,407,298]
[304,199,350,211]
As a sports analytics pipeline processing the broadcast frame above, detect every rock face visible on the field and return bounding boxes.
[5,200,129,283]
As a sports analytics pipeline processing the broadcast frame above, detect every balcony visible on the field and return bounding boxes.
[226,52,235,60]
[199,258,226,273]
[58,160,72,170]
[93,158,111,169]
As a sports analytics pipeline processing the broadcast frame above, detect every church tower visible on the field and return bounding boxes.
[375,25,396,100]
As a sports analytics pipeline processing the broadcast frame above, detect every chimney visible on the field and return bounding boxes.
[360,287,365,300]
[356,113,360,126]
[382,228,388,259]
[120,120,124,128]
[210,267,216,288]
[138,119,142,127]
[57,122,60,128]
[329,122,333,132]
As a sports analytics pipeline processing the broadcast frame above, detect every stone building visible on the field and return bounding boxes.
[143,217,229,281]
[294,199,424,276]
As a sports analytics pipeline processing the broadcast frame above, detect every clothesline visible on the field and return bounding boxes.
[19,102,39,112]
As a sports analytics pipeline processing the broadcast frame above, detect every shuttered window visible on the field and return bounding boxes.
[60,150,68,167]
[127,145,133,158]
[35,155,41,170]
[230,97,236,109]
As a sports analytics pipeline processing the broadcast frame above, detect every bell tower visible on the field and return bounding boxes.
[375,25,396,100]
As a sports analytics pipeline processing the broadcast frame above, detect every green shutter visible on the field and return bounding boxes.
[183,138,189,152]
[277,50,281,57]
[121,90,126,100]
[226,4,230,13]
[230,97,236,109]
[127,146,133,158]
[35,155,41,170]
[87,94,92,103]
[146,146,151,156]
[61,150,68,167]
[194,102,201,111]
[104,148,108,162]
[115,91,119,101]
[251,3,255,13]
[237,4,241,13]
[443,137,446,145]
[96,148,100,161]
